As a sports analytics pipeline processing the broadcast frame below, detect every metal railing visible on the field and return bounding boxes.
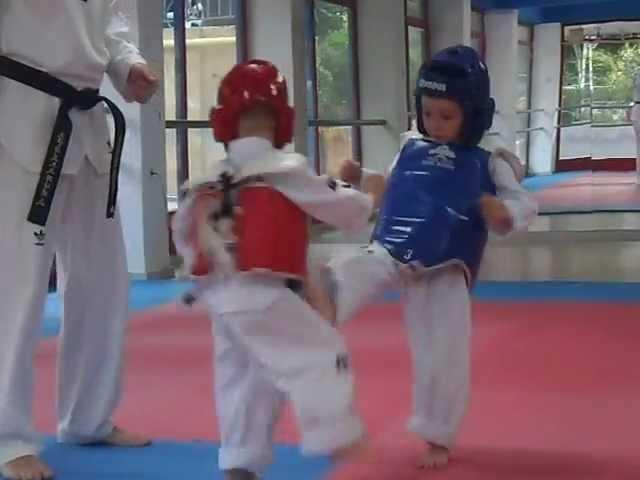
[164,107,634,143]
[165,119,388,129]
[517,126,545,133]
[517,108,546,114]
[166,120,211,129]
[308,119,387,127]
[484,104,638,137]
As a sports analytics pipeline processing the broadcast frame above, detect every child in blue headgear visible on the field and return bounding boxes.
[311,45,538,468]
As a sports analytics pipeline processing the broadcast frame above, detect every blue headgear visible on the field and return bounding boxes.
[415,45,495,146]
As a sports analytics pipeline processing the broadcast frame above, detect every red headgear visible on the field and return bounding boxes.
[210,59,294,148]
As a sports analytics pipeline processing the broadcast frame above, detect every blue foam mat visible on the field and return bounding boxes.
[522,171,586,192]
[42,280,640,339]
[383,281,640,303]
[42,280,193,338]
[4,439,331,480]
[474,281,640,302]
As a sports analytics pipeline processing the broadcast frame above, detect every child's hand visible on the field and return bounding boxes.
[339,159,362,184]
[479,194,513,234]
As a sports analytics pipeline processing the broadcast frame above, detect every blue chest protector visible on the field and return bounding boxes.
[371,138,496,284]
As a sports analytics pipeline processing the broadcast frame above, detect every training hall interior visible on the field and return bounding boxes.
[29,0,640,478]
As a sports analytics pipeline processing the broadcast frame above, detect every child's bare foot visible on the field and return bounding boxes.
[1,455,54,480]
[223,468,258,480]
[91,426,151,447]
[421,442,449,469]
[331,437,375,464]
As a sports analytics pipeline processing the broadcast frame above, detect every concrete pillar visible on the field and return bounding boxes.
[246,0,309,156]
[105,0,171,278]
[529,23,562,175]
[357,0,408,173]
[428,0,471,53]
[484,10,519,153]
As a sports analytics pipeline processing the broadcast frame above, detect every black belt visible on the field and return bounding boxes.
[0,55,126,227]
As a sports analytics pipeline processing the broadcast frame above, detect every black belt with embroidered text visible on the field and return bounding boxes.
[0,55,125,226]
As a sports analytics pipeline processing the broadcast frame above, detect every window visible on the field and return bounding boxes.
[163,0,247,208]
[560,32,593,128]
[406,0,424,18]
[560,24,640,129]
[406,0,429,130]
[590,39,640,125]
[516,25,533,168]
[307,0,361,176]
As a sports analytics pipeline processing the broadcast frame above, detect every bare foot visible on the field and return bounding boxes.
[331,438,375,464]
[223,468,258,480]
[421,443,449,469]
[95,426,151,447]
[1,455,54,480]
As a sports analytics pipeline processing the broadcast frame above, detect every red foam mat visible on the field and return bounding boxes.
[34,302,640,479]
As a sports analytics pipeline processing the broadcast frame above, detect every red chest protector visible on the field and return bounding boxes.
[235,182,309,279]
[182,179,308,279]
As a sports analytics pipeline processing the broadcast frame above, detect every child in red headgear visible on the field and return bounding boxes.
[172,59,373,480]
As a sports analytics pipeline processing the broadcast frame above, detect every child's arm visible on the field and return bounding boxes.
[339,156,397,209]
[339,130,418,207]
[481,149,538,236]
[341,160,386,209]
[269,169,374,232]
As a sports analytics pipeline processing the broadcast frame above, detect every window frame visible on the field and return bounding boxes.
[556,22,640,170]
[405,0,430,130]
[305,0,363,172]
[164,0,248,198]
[517,23,534,173]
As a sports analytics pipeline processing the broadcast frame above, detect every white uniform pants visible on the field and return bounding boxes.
[211,286,363,475]
[328,243,471,448]
[0,155,129,464]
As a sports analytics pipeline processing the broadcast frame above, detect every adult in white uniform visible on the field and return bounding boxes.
[0,2,159,479]
[630,70,640,184]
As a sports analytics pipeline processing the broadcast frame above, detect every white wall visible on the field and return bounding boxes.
[106,0,171,278]
[357,0,408,173]
[560,126,636,159]
[529,23,561,175]
[484,10,519,153]
[428,0,471,52]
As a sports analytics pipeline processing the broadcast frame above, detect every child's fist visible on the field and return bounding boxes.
[479,194,513,234]
[339,159,362,185]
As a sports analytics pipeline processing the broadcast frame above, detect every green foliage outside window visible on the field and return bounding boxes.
[561,41,640,126]
[314,2,353,120]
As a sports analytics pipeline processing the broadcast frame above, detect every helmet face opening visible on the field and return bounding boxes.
[415,45,495,146]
